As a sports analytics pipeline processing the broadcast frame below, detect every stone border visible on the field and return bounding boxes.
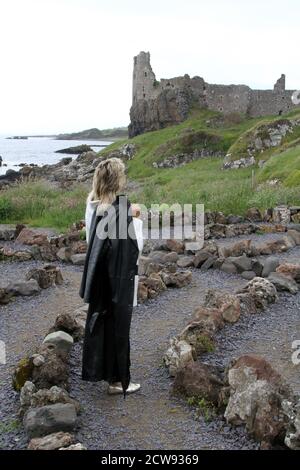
[12,304,88,450]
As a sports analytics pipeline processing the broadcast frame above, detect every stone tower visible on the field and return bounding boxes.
[132,51,157,104]
[274,74,286,92]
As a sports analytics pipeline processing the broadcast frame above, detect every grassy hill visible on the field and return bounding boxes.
[100,109,300,214]
[56,127,128,141]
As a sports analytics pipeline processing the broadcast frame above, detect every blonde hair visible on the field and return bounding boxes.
[88,157,126,204]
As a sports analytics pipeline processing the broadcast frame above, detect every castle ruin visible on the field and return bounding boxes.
[128,51,298,137]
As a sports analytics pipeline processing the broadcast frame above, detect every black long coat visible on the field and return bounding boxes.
[79,195,139,398]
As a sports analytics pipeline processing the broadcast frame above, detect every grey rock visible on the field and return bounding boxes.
[220,260,238,274]
[200,256,217,270]
[241,271,256,280]
[70,254,86,265]
[23,403,77,438]
[177,256,195,268]
[43,331,74,353]
[287,230,300,245]
[262,257,280,277]
[267,273,299,294]
[231,255,252,273]
[6,279,40,296]
[163,338,195,377]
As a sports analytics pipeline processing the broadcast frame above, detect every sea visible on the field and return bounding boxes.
[0,136,111,176]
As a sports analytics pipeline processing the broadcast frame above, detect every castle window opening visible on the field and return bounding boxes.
[144,72,147,77]
[143,93,146,98]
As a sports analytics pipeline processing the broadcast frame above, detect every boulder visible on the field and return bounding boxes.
[261,256,280,277]
[43,331,74,354]
[237,277,278,310]
[204,289,241,323]
[245,208,262,222]
[267,273,298,294]
[208,224,226,238]
[29,386,80,413]
[251,258,264,277]
[272,206,291,224]
[276,263,300,283]
[218,239,252,258]
[137,282,148,302]
[177,256,195,268]
[6,279,40,297]
[16,228,48,246]
[25,265,63,289]
[163,338,196,376]
[0,224,15,241]
[224,355,291,445]
[184,241,204,253]
[144,273,167,294]
[193,251,211,268]
[178,322,215,355]
[56,247,72,262]
[160,271,192,288]
[164,251,179,263]
[165,239,184,254]
[287,229,300,245]
[48,312,85,341]
[20,381,80,413]
[173,361,224,406]
[200,256,217,270]
[31,343,69,390]
[192,306,224,333]
[231,255,252,273]
[241,271,256,280]
[0,287,12,304]
[145,262,164,276]
[23,403,77,438]
[28,432,75,450]
[236,292,258,315]
[220,259,238,274]
[70,254,86,265]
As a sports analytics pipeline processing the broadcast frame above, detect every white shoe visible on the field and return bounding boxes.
[107,382,141,395]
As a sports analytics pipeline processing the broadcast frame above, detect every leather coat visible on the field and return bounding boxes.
[79,195,139,397]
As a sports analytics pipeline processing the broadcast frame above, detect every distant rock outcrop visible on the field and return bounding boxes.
[56,127,128,141]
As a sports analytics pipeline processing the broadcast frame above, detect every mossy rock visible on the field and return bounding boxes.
[12,357,33,391]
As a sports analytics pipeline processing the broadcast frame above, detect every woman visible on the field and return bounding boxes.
[79,157,143,398]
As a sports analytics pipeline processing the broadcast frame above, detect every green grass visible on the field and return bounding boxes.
[0,180,88,231]
[257,145,300,186]
[187,396,216,422]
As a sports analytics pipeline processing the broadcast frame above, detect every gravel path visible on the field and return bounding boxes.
[0,239,299,450]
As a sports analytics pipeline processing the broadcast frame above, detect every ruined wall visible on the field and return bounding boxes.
[129,52,298,137]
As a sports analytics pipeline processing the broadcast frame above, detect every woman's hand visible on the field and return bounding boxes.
[131,204,141,218]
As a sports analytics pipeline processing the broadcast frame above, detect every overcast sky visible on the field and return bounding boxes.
[0,0,299,134]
